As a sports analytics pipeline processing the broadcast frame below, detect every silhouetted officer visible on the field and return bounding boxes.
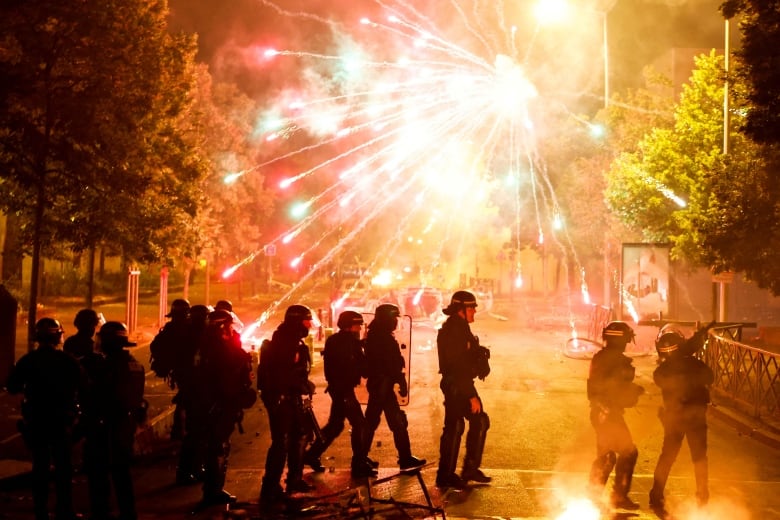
[303,310,376,478]
[649,324,715,515]
[63,308,101,359]
[258,304,315,502]
[82,321,146,520]
[364,304,426,471]
[6,318,82,520]
[436,291,491,489]
[151,299,200,484]
[587,321,644,510]
[175,303,211,485]
[195,309,254,507]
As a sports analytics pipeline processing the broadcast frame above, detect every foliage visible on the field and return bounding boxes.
[0,0,206,265]
[603,51,780,293]
[721,0,780,144]
[185,69,275,272]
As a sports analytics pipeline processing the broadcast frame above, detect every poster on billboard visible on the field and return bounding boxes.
[621,243,671,321]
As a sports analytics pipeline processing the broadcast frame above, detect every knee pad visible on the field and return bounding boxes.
[621,447,638,464]
[479,412,490,432]
[455,417,466,437]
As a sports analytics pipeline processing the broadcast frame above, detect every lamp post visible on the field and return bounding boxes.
[602,11,609,108]
[717,17,731,322]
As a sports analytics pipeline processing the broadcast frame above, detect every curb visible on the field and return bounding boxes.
[708,403,780,450]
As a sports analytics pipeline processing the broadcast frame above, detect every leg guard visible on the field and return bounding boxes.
[463,412,490,473]
[612,448,638,497]
[694,457,709,505]
[438,417,465,477]
[589,451,616,489]
[390,409,412,461]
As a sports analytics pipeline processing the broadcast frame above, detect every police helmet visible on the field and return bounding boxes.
[655,325,686,359]
[98,321,136,349]
[602,321,635,346]
[375,303,401,321]
[337,310,364,330]
[35,317,64,344]
[284,304,313,323]
[208,309,233,328]
[166,298,190,318]
[190,304,211,324]
[443,290,477,315]
[73,309,100,330]
[215,300,233,313]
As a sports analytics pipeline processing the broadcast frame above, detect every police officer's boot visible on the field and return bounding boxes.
[202,453,236,506]
[302,439,326,473]
[649,481,667,517]
[260,476,284,506]
[611,449,640,510]
[351,456,378,478]
[462,412,491,484]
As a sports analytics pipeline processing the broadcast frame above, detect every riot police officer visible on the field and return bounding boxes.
[587,321,644,510]
[435,291,491,489]
[152,299,200,484]
[364,304,426,471]
[175,303,211,485]
[649,324,714,514]
[82,321,146,520]
[303,310,376,478]
[195,309,253,507]
[63,308,101,359]
[6,318,82,520]
[258,304,315,502]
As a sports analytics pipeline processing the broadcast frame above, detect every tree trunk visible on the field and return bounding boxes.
[27,183,45,352]
[86,245,95,307]
[1,212,24,288]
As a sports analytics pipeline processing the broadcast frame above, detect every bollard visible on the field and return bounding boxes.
[0,285,18,384]
[126,268,140,335]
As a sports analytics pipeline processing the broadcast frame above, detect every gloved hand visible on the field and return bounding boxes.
[397,377,409,398]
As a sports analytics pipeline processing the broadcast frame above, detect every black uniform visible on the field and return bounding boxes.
[258,321,313,499]
[363,321,419,469]
[175,310,209,484]
[63,331,95,359]
[587,345,643,504]
[650,349,714,507]
[6,343,82,520]
[82,344,145,520]
[304,328,369,472]
[196,320,252,505]
[436,312,490,485]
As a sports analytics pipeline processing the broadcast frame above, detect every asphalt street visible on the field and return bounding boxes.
[2,298,780,519]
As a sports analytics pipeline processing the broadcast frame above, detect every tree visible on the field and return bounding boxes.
[0,0,205,347]
[721,0,780,144]
[604,51,780,293]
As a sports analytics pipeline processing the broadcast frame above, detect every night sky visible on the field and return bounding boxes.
[167,0,732,96]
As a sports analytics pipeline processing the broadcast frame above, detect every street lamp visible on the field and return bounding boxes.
[533,0,610,108]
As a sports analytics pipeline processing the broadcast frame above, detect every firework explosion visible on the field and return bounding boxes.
[232,0,610,328]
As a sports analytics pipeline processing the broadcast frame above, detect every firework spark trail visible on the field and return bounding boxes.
[237,0,598,320]
[246,155,441,331]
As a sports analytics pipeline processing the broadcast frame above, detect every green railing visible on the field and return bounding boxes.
[702,326,780,421]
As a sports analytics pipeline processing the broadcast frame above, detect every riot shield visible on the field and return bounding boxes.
[355,313,413,406]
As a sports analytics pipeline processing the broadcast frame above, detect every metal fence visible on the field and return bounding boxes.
[702,326,780,421]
